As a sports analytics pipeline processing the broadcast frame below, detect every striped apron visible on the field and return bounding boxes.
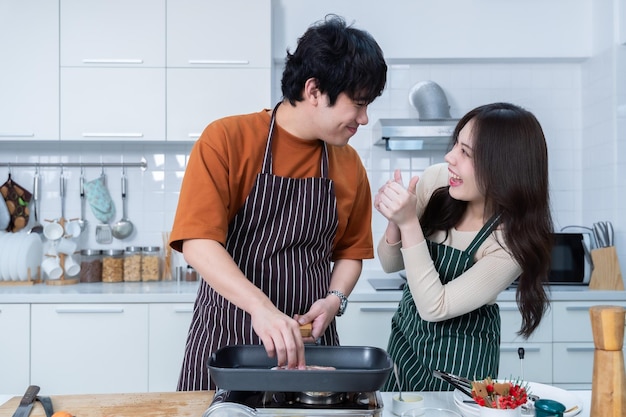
[177,103,340,391]
[383,215,502,391]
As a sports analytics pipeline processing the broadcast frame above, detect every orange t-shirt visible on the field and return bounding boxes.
[169,109,374,262]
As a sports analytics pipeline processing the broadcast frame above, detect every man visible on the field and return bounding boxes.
[170,14,387,390]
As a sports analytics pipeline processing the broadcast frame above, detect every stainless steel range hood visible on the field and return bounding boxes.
[374,80,458,151]
[374,118,457,151]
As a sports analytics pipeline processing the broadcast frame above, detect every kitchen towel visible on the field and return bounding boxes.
[0,175,32,232]
[84,174,116,223]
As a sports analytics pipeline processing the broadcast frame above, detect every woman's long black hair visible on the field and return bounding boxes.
[420,102,553,338]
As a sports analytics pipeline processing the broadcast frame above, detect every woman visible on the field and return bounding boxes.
[375,102,553,391]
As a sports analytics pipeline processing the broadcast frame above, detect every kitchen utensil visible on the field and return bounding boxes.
[518,347,525,380]
[42,256,63,280]
[111,169,134,240]
[535,399,566,417]
[77,168,87,232]
[433,370,473,398]
[11,385,39,417]
[590,305,626,416]
[27,170,43,236]
[393,362,404,401]
[208,345,392,392]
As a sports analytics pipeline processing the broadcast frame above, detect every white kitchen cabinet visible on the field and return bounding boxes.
[0,0,59,141]
[551,301,626,389]
[335,302,398,351]
[60,68,165,141]
[0,304,30,393]
[165,0,271,141]
[166,68,271,141]
[31,304,149,394]
[166,0,270,69]
[147,303,194,392]
[60,0,165,67]
[497,302,553,383]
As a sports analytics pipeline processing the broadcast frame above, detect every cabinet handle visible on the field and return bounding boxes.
[360,307,398,313]
[188,133,202,138]
[82,133,144,138]
[499,306,519,312]
[188,60,249,65]
[565,306,591,311]
[500,346,540,353]
[174,307,193,314]
[0,133,34,137]
[55,307,124,314]
[566,346,595,352]
[82,59,144,64]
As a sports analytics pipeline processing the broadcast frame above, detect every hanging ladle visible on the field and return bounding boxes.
[28,168,44,236]
[111,168,134,240]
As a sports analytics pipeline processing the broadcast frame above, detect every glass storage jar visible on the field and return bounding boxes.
[102,249,124,283]
[123,246,142,282]
[141,246,162,281]
[79,249,102,283]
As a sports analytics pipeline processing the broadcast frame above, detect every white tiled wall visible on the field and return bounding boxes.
[1,60,588,272]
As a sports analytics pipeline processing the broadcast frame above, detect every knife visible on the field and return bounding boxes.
[12,385,40,417]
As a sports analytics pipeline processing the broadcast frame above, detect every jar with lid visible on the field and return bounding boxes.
[79,249,102,283]
[141,246,162,281]
[102,249,124,283]
[123,246,142,282]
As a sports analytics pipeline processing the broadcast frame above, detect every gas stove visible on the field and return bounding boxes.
[202,389,384,416]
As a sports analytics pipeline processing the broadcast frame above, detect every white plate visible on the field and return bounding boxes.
[0,232,14,280]
[9,232,26,280]
[0,232,7,280]
[453,381,583,417]
[17,233,43,281]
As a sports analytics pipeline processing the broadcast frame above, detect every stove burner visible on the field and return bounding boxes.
[296,391,346,405]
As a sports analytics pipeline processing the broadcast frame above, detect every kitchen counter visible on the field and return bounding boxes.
[0,270,624,303]
[0,390,592,417]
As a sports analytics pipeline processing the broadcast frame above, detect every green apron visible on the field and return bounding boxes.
[383,215,502,391]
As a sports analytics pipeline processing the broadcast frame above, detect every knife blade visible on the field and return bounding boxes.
[12,385,40,417]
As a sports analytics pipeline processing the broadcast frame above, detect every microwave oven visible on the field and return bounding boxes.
[548,232,592,285]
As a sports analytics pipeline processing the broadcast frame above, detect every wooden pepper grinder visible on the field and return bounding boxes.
[590,305,626,416]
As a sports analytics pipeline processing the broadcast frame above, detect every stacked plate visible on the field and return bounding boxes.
[453,381,583,417]
[0,231,43,281]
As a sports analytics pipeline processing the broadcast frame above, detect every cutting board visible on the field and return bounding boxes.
[0,391,213,417]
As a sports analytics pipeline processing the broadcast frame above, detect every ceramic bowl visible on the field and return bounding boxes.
[393,393,424,416]
[402,407,462,417]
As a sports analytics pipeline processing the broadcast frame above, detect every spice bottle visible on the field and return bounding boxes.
[123,246,142,282]
[79,249,102,283]
[141,246,162,281]
[102,249,124,283]
[186,265,198,282]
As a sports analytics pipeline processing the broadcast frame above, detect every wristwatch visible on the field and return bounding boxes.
[327,290,348,316]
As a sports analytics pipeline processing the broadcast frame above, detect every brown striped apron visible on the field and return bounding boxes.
[177,103,340,391]
[383,215,502,391]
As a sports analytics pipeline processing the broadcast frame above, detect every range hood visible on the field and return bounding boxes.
[374,118,457,151]
[374,80,458,151]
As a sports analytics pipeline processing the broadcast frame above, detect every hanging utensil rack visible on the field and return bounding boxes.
[0,159,147,170]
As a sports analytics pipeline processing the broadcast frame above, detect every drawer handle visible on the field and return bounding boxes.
[82,133,144,138]
[500,347,540,353]
[360,307,397,313]
[565,306,591,311]
[0,133,34,137]
[55,308,124,314]
[82,59,144,64]
[174,307,193,314]
[499,307,519,312]
[566,346,595,352]
[188,59,249,65]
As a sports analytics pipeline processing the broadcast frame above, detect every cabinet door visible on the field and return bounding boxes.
[166,68,271,141]
[31,304,149,394]
[0,304,30,393]
[335,302,397,351]
[498,343,552,383]
[148,303,194,392]
[552,301,626,342]
[0,0,58,141]
[60,0,165,67]
[60,68,165,140]
[167,0,271,68]
[499,302,552,343]
[552,342,597,388]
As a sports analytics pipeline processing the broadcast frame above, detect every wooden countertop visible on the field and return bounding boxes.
[0,391,214,417]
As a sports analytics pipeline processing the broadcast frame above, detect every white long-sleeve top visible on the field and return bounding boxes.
[377,163,522,322]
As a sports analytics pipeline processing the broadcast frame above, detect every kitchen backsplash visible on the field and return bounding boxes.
[0,60,613,271]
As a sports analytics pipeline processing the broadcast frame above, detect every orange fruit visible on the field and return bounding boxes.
[52,411,73,417]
